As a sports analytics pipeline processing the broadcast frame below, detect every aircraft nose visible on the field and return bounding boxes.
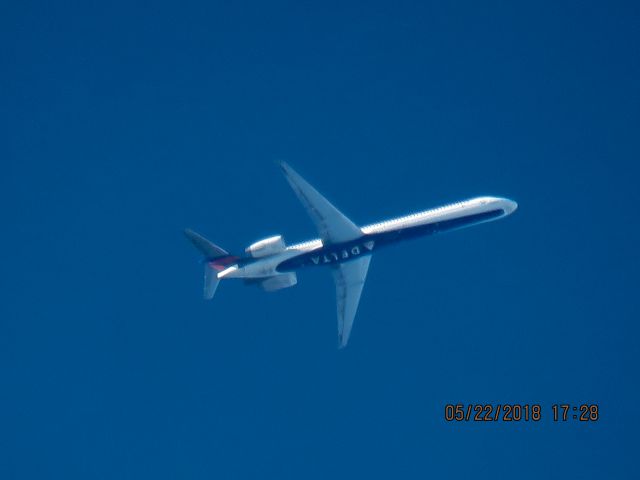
[502,198,518,215]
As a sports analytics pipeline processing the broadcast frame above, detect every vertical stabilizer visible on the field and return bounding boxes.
[185,229,233,300]
[184,229,229,259]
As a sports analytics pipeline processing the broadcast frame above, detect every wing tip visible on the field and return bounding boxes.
[276,160,291,174]
[278,161,299,185]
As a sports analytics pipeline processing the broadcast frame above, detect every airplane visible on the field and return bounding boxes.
[185,162,517,348]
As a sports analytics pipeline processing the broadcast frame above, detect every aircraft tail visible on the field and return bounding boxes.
[202,264,220,299]
[184,229,237,300]
[184,228,229,259]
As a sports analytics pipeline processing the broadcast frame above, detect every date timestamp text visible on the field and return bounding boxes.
[444,404,599,422]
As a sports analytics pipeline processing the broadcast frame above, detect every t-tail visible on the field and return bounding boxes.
[184,229,237,299]
[185,162,517,348]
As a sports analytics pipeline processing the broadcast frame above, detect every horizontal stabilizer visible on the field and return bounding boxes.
[203,264,220,299]
[184,229,229,259]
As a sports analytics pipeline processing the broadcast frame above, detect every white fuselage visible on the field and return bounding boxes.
[218,196,517,280]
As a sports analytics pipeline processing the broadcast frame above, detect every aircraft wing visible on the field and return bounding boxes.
[279,161,362,244]
[332,255,372,348]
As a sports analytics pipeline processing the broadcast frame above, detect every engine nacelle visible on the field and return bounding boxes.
[260,272,297,292]
[245,235,286,258]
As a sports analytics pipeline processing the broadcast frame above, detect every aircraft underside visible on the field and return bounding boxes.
[186,162,517,348]
[277,207,506,272]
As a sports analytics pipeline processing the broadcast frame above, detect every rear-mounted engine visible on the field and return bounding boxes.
[245,235,286,258]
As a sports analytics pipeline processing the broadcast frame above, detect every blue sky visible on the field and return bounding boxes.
[2,1,639,478]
